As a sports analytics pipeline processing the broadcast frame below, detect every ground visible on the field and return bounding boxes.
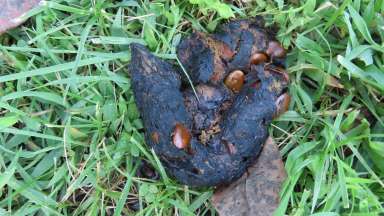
[0,0,383,215]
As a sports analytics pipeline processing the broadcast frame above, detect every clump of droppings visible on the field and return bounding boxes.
[129,18,289,187]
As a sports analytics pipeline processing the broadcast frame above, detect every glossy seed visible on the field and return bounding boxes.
[274,93,291,118]
[250,52,268,65]
[266,41,286,58]
[173,123,191,149]
[224,70,245,92]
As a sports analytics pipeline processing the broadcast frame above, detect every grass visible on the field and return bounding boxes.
[0,0,383,215]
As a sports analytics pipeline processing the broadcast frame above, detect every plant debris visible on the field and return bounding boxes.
[211,137,286,216]
[0,0,41,34]
[129,19,289,187]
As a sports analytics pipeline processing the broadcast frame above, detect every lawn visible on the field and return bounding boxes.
[0,0,383,215]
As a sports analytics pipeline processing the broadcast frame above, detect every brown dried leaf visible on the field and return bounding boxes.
[0,0,41,34]
[212,137,286,216]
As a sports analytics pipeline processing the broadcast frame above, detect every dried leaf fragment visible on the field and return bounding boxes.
[0,0,41,34]
[212,137,286,216]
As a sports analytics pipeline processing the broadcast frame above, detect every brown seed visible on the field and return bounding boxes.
[266,41,286,58]
[250,52,268,65]
[274,93,291,118]
[172,123,191,149]
[151,132,160,144]
[224,70,245,92]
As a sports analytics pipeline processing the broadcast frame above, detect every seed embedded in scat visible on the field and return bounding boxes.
[224,70,245,92]
[250,52,268,65]
[172,123,191,149]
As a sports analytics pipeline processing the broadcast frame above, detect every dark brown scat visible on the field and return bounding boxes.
[129,18,289,187]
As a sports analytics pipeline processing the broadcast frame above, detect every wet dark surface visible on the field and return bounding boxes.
[0,0,41,34]
[129,19,289,187]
